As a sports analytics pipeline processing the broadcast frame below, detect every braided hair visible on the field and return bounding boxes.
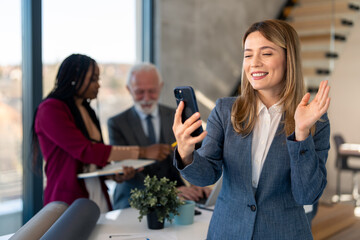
[31,54,103,172]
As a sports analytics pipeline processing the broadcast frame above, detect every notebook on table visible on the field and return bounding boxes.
[77,159,155,179]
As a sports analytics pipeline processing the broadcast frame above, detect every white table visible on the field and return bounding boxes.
[333,143,360,206]
[339,143,360,156]
[88,207,212,240]
[0,234,13,240]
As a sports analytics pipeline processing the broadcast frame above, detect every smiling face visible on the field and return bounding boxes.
[243,31,286,102]
[77,63,100,100]
[127,69,163,114]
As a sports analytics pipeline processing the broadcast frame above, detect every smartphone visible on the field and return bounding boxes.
[174,86,203,137]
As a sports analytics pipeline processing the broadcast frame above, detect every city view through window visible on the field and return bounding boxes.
[0,0,138,234]
[0,0,23,223]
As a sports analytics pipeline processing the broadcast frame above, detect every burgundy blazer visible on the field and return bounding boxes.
[35,98,112,208]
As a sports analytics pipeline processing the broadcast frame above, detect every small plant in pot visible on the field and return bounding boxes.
[129,175,184,229]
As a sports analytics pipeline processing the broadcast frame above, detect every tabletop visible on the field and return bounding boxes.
[88,207,213,240]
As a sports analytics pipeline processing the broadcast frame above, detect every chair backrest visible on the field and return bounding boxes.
[333,134,345,152]
[333,134,349,170]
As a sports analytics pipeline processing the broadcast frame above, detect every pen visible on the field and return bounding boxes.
[109,234,150,239]
[197,205,214,212]
[171,141,177,148]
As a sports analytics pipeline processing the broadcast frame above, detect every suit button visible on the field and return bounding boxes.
[250,205,256,212]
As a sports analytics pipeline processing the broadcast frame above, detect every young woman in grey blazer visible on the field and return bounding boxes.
[173,19,330,240]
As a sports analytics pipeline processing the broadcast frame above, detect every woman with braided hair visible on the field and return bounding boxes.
[32,54,172,212]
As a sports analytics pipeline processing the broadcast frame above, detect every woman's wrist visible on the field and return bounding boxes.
[109,145,142,161]
[175,148,193,169]
[182,155,193,166]
[295,127,309,142]
[138,146,145,159]
[178,150,193,166]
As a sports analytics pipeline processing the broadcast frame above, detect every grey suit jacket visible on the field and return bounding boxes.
[108,104,184,209]
[175,97,330,240]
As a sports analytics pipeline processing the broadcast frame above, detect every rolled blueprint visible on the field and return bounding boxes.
[10,201,68,240]
[40,198,100,240]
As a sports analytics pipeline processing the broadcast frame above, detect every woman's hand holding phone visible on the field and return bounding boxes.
[172,101,207,165]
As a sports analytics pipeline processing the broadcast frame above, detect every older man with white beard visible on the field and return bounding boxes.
[108,63,211,209]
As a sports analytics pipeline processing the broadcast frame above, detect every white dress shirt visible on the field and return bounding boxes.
[251,100,282,188]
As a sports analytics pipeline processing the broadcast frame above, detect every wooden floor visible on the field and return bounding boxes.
[312,203,360,240]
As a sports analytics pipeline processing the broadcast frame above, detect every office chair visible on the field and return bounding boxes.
[332,134,360,207]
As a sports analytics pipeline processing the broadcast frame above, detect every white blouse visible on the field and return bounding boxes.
[251,100,282,188]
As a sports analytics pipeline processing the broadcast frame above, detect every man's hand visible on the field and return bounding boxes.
[140,144,172,161]
[177,185,212,201]
[109,166,143,183]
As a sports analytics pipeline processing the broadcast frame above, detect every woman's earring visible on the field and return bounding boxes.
[71,81,75,86]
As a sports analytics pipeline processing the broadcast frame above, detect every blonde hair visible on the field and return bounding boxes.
[231,19,311,136]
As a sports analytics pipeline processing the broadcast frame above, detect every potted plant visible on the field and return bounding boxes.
[129,175,184,229]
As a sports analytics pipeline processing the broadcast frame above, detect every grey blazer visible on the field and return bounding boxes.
[108,104,184,209]
[175,97,330,240]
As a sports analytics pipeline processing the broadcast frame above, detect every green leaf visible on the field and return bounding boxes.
[129,175,184,223]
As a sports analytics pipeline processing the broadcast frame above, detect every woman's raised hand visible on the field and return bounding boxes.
[172,101,207,165]
[294,80,331,141]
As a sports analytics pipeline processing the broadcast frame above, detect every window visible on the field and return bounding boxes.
[0,0,23,235]
[43,0,139,142]
[0,0,140,235]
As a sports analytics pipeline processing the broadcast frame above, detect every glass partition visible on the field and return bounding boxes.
[0,0,139,235]
[0,0,23,235]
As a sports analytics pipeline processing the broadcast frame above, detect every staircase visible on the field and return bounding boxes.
[281,0,360,93]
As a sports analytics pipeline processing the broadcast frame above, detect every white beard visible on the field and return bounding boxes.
[134,100,157,115]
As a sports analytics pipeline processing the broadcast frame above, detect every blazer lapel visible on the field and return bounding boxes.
[255,122,287,199]
[230,130,254,197]
[245,132,255,196]
[159,106,174,144]
[128,107,149,146]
